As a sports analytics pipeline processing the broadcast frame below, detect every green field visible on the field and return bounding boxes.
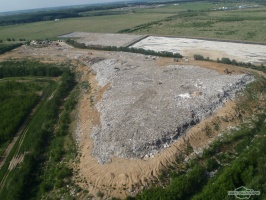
[130,3,266,42]
[0,1,265,42]
[0,12,172,41]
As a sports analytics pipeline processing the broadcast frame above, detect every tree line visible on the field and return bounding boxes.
[0,43,23,55]
[0,60,63,78]
[0,61,76,200]
[0,60,64,147]
[0,2,143,26]
[0,81,39,145]
[66,39,183,58]
[194,54,266,73]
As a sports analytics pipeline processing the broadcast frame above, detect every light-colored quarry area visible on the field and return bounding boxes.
[131,36,266,64]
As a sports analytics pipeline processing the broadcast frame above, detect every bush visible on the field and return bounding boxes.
[96,191,104,198]
[194,54,204,60]
[221,57,232,64]
[206,158,219,171]
[0,43,23,54]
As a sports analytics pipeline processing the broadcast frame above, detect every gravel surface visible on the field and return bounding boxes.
[131,36,266,64]
[60,32,145,47]
[90,53,254,164]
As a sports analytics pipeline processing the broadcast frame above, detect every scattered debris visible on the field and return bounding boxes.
[90,54,254,164]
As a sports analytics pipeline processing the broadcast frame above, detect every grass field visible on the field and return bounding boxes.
[0,12,172,41]
[130,4,266,42]
[0,2,265,42]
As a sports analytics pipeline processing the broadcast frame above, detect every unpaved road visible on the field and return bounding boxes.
[0,80,57,191]
[0,97,41,168]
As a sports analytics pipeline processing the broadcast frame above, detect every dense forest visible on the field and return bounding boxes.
[0,81,39,145]
[0,60,77,200]
[0,60,63,147]
[0,60,63,78]
[0,44,23,55]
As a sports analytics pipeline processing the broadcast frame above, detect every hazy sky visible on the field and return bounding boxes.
[0,0,128,12]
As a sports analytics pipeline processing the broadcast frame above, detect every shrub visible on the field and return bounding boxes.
[96,191,104,198]
[194,54,204,60]
[221,57,232,64]
[206,158,219,171]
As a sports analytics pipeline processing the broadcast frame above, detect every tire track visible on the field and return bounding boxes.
[0,86,57,192]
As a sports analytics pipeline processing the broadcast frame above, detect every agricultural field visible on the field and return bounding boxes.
[129,4,266,42]
[0,2,265,42]
[0,12,171,41]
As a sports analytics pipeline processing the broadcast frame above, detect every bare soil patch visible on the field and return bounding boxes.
[60,32,146,47]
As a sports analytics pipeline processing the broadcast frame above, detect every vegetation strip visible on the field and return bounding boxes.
[66,39,183,58]
[0,60,77,199]
[0,43,23,55]
[193,54,266,73]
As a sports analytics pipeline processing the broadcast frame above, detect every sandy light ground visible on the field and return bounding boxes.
[59,32,146,47]
[131,36,266,64]
[0,41,260,199]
